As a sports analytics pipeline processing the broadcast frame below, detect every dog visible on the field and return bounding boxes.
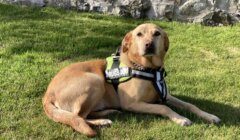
[42,23,221,137]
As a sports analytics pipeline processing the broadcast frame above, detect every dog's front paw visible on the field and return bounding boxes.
[173,117,192,126]
[206,114,221,124]
[100,119,113,126]
[179,118,192,126]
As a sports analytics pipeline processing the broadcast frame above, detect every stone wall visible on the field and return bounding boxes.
[1,0,240,26]
[0,0,45,6]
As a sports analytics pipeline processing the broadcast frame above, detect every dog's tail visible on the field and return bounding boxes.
[42,91,96,137]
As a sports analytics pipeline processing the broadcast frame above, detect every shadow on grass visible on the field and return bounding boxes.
[0,3,173,63]
[173,95,240,126]
[0,4,65,21]
[5,34,121,61]
[0,4,130,61]
[95,95,239,136]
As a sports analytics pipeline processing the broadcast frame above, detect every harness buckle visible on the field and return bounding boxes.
[112,55,120,61]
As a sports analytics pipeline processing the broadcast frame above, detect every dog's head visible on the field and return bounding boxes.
[121,23,169,68]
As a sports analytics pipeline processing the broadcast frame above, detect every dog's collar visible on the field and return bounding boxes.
[130,61,162,72]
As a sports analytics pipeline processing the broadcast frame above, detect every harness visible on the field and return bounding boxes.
[105,54,168,102]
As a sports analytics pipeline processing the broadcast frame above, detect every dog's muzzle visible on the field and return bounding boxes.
[144,42,155,55]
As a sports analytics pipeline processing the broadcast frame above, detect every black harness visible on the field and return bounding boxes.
[105,53,168,102]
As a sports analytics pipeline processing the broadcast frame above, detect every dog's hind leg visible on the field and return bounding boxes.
[86,119,113,126]
[87,109,122,126]
[167,94,221,124]
[43,94,97,137]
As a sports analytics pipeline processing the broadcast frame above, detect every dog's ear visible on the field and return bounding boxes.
[163,32,169,52]
[121,31,132,53]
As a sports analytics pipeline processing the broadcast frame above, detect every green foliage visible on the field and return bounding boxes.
[0,3,240,140]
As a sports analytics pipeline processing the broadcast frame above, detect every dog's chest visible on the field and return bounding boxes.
[119,78,159,103]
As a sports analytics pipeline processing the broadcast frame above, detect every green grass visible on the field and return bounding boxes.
[0,3,240,140]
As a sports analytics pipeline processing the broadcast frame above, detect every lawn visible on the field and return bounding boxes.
[0,3,239,140]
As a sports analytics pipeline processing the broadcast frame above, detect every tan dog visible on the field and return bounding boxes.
[42,23,220,137]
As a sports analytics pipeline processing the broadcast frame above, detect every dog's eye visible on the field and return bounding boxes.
[137,32,143,37]
[154,31,161,36]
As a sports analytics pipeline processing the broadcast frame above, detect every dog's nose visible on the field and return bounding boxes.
[145,42,154,49]
[145,42,155,55]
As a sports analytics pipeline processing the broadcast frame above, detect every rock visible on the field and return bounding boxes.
[129,0,151,18]
[76,1,90,11]
[214,0,229,10]
[179,0,208,16]
[76,0,113,13]
[195,9,239,26]
[147,0,175,21]
[200,9,238,26]
[48,0,72,9]
[0,0,45,6]
[1,0,240,25]
[114,0,151,18]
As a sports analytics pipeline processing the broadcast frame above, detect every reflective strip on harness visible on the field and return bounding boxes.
[105,67,130,80]
[132,70,154,78]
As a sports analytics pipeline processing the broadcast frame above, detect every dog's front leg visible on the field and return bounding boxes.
[122,102,192,126]
[167,95,221,124]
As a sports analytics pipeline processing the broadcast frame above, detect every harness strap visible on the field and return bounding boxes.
[111,56,121,91]
[153,71,167,102]
[131,70,154,81]
[131,69,167,102]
